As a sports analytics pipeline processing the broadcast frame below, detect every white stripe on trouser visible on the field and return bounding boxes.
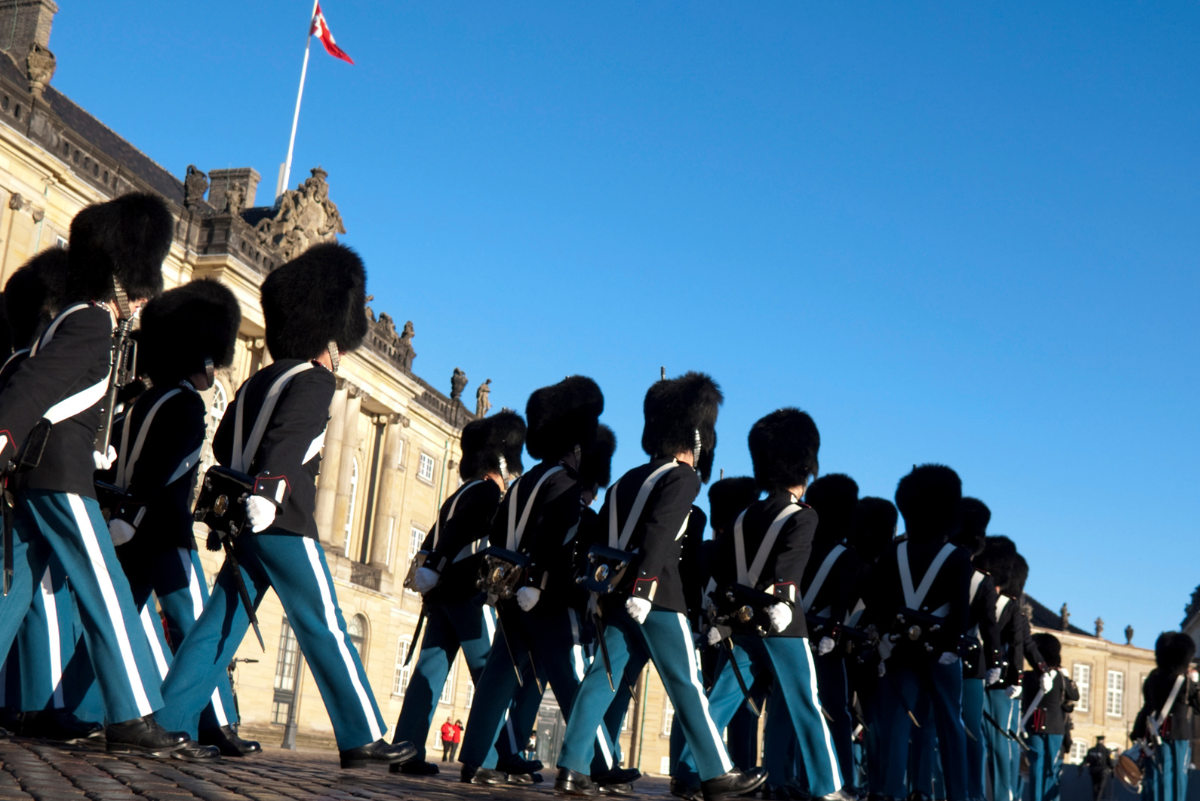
[676,613,733,773]
[303,538,382,742]
[175,548,229,727]
[140,606,170,678]
[1002,698,1014,801]
[483,606,496,646]
[70,494,154,717]
[566,608,613,769]
[40,569,64,708]
[801,637,842,785]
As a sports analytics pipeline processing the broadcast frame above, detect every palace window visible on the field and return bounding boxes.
[272,618,301,724]
[465,678,475,710]
[1106,670,1124,717]
[418,453,435,482]
[347,614,367,661]
[440,659,456,705]
[663,698,675,735]
[394,639,412,697]
[1068,740,1088,764]
[1073,663,1091,713]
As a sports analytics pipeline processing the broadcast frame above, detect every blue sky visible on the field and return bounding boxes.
[49,2,1198,646]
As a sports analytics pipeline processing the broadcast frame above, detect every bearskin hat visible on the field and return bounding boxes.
[642,372,723,483]
[952,497,991,557]
[851,497,898,563]
[1008,553,1029,597]
[894,464,962,541]
[1033,633,1062,668]
[976,536,1017,590]
[805,473,859,545]
[1154,632,1196,674]
[459,410,526,481]
[66,193,172,303]
[579,424,616,491]
[135,279,241,386]
[747,407,819,493]
[261,242,368,362]
[525,376,604,461]
[708,477,760,537]
[5,248,68,349]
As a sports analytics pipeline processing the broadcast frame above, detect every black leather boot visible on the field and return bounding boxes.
[817,791,857,801]
[340,739,417,768]
[105,715,188,757]
[461,764,508,785]
[170,740,221,761]
[595,767,641,786]
[389,759,439,775]
[702,768,769,801]
[671,777,703,801]
[199,725,262,756]
[26,710,104,742]
[555,768,600,797]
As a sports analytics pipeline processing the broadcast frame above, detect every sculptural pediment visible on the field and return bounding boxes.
[253,166,346,261]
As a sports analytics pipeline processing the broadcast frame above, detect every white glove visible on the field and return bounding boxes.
[706,627,723,647]
[878,661,887,678]
[1006,684,1023,700]
[244,495,277,533]
[985,668,1002,686]
[1189,669,1198,684]
[413,567,440,594]
[817,637,836,656]
[515,586,541,612]
[939,652,960,665]
[108,518,136,546]
[93,445,117,471]
[626,596,651,624]
[766,602,792,633]
[1042,670,1057,693]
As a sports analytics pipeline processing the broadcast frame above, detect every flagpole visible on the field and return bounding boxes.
[279,0,319,200]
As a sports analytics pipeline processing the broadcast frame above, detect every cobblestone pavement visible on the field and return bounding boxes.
[0,739,672,801]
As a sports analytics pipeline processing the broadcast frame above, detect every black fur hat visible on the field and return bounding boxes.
[261,242,368,361]
[851,497,898,563]
[707,477,760,537]
[642,372,723,483]
[977,536,1018,590]
[1033,633,1062,668]
[748,407,819,493]
[66,193,172,303]
[805,473,859,545]
[952,497,991,557]
[1154,632,1196,674]
[525,376,604,461]
[136,279,241,386]
[894,464,962,541]
[459,410,526,481]
[1008,553,1029,597]
[5,248,68,349]
[579,424,616,491]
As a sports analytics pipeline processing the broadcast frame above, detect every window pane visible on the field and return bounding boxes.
[419,453,434,481]
[274,619,299,692]
[394,640,412,696]
[1106,670,1124,716]
[663,698,675,735]
[465,679,475,709]
[271,700,291,725]
[1073,664,1091,712]
[440,659,456,705]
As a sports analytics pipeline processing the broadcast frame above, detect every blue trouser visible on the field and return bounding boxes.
[984,690,1017,801]
[0,491,163,723]
[878,660,968,801]
[16,560,74,711]
[762,687,798,789]
[679,635,839,792]
[857,674,885,794]
[607,647,649,768]
[912,704,944,798]
[816,654,855,786]
[961,678,985,801]
[1026,734,1063,801]
[1143,740,1190,801]
[560,607,732,781]
[157,533,385,748]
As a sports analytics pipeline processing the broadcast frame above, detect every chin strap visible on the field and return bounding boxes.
[692,428,701,466]
[327,340,340,373]
[498,455,510,485]
[204,357,215,387]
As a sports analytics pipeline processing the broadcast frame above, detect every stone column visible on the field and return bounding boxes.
[329,386,363,557]
[370,415,405,569]
[313,381,348,547]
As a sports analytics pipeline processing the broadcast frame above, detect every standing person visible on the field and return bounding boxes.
[97,278,257,757]
[1020,633,1078,801]
[0,193,202,757]
[441,718,456,762]
[974,538,1023,801]
[155,243,414,770]
[1132,633,1199,801]
[451,720,463,762]
[391,411,526,775]
[556,373,764,801]
[1081,736,1112,801]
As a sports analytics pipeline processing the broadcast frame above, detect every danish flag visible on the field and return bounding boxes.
[311,3,354,65]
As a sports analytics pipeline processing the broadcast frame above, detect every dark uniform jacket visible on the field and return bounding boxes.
[709,491,818,638]
[801,538,862,643]
[1084,744,1113,775]
[212,359,334,538]
[964,569,1003,679]
[1021,669,1079,735]
[420,478,502,604]
[102,382,207,554]
[598,458,700,617]
[678,505,708,632]
[0,304,113,496]
[1132,669,1200,742]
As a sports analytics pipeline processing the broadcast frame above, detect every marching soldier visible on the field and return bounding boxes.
[1019,633,1078,801]
[391,410,526,775]
[155,243,413,769]
[556,373,764,801]
[1132,632,1199,801]
[98,278,255,757]
[0,194,195,756]
[680,406,845,801]
[1081,736,1112,801]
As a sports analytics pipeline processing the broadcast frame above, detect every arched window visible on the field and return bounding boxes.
[209,381,228,423]
[343,457,359,557]
[347,614,367,660]
[393,638,412,696]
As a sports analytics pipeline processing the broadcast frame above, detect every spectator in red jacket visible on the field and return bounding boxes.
[440,718,456,762]
[451,720,464,762]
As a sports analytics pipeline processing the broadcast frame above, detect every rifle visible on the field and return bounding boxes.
[93,314,137,458]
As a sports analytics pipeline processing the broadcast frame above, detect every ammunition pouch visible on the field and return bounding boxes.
[193,466,255,548]
[575,544,636,596]
[712,583,788,638]
[959,634,982,672]
[476,547,529,604]
[403,550,430,592]
[886,607,950,657]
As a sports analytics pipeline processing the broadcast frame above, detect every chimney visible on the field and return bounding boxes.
[208,168,262,214]
[0,0,57,57]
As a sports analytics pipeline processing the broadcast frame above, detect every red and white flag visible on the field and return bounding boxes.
[311,3,354,65]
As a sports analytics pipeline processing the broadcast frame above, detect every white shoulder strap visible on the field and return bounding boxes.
[432,480,482,549]
[1153,674,1187,734]
[0,349,28,374]
[996,594,1011,616]
[114,388,182,489]
[232,363,314,472]
[506,466,563,550]
[970,570,986,603]
[801,544,847,613]
[608,461,677,550]
[898,541,957,610]
[31,304,88,356]
[734,503,801,587]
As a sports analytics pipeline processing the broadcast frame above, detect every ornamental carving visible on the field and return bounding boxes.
[26,43,55,98]
[184,165,209,208]
[253,166,345,261]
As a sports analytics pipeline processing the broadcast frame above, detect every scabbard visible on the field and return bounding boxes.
[592,608,616,692]
[493,607,525,689]
[404,608,427,667]
[722,638,761,717]
[2,487,12,597]
[222,539,264,651]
